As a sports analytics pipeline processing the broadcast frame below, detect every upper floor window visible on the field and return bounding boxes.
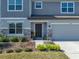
[8,0,23,11]
[61,2,75,14]
[35,1,43,9]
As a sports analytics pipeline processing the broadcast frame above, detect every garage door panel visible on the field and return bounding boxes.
[52,24,79,41]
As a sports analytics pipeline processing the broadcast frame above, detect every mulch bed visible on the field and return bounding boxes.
[0,41,35,51]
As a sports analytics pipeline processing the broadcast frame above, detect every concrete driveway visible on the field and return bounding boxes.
[54,41,79,59]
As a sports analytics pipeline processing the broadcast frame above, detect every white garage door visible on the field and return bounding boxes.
[52,23,79,41]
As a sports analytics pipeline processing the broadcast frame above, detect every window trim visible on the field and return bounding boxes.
[60,1,75,14]
[7,0,23,12]
[34,1,43,9]
[8,22,23,35]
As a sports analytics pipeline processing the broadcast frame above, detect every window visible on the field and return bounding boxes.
[8,0,23,11]
[35,1,43,9]
[9,23,22,34]
[16,23,22,34]
[9,23,15,34]
[61,2,75,14]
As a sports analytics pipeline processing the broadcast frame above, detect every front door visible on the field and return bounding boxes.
[35,24,42,38]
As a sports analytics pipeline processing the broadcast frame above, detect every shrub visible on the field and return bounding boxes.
[0,36,9,42]
[2,37,9,42]
[0,37,3,42]
[47,44,61,51]
[6,49,14,53]
[43,35,48,40]
[0,34,3,37]
[15,48,23,53]
[37,44,61,51]
[10,37,19,42]
[37,44,47,51]
[21,37,29,42]
[46,44,52,50]
[54,44,61,51]
[24,48,33,52]
[0,50,2,54]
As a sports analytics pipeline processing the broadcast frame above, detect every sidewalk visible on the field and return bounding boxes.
[55,41,79,59]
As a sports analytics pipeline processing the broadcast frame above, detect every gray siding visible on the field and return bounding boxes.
[75,2,79,15]
[32,2,60,15]
[0,18,31,36]
[32,2,79,16]
[32,0,79,2]
[1,0,31,17]
[0,0,1,17]
[0,19,30,29]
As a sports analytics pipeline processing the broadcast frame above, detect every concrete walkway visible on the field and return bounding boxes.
[34,40,44,48]
[54,41,79,59]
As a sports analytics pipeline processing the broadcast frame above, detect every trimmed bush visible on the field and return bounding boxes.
[0,37,3,42]
[43,35,48,40]
[21,37,29,42]
[54,44,61,51]
[0,50,2,54]
[10,37,19,42]
[6,49,14,53]
[46,44,52,50]
[15,48,23,53]
[37,44,61,51]
[0,36,9,42]
[37,44,47,51]
[24,48,33,52]
[2,37,9,42]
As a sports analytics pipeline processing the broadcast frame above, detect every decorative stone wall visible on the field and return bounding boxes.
[0,29,8,36]
[0,29,31,38]
[23,29,31,38]
[47,28,52,40]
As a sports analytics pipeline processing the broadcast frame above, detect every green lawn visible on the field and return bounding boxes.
[0,52,69,59]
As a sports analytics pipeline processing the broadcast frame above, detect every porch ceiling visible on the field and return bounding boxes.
[28,15,79,20]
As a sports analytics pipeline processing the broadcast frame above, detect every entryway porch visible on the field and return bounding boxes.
[31,22,47,40]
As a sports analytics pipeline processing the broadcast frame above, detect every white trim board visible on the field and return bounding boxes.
[0,18,27,19]
[7,34,24,36]
[24,28,31,29]
[51,23,70,24]
[7,21,24,23]
[51,23,79,25]
[0,27,8,29]
[0,27,31,29]
[55,16,79,18]
[30,20,48,22]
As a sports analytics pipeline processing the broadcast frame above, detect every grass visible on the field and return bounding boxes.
[0,52,69,59]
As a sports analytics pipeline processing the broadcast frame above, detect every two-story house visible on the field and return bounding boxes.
[0,0,79,41]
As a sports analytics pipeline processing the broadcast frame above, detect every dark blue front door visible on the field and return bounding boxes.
[35,24,42,38]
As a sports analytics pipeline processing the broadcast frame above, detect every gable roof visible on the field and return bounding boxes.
[32,0,79,2]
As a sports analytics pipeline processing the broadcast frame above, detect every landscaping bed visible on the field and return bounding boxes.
[0,42,35,52]
[0,34,69,59]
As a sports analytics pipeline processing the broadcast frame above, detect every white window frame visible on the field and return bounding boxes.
[7,0,23,12]
[8,22,23,35]
[34,1,43,9]
[60,1,75,14]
